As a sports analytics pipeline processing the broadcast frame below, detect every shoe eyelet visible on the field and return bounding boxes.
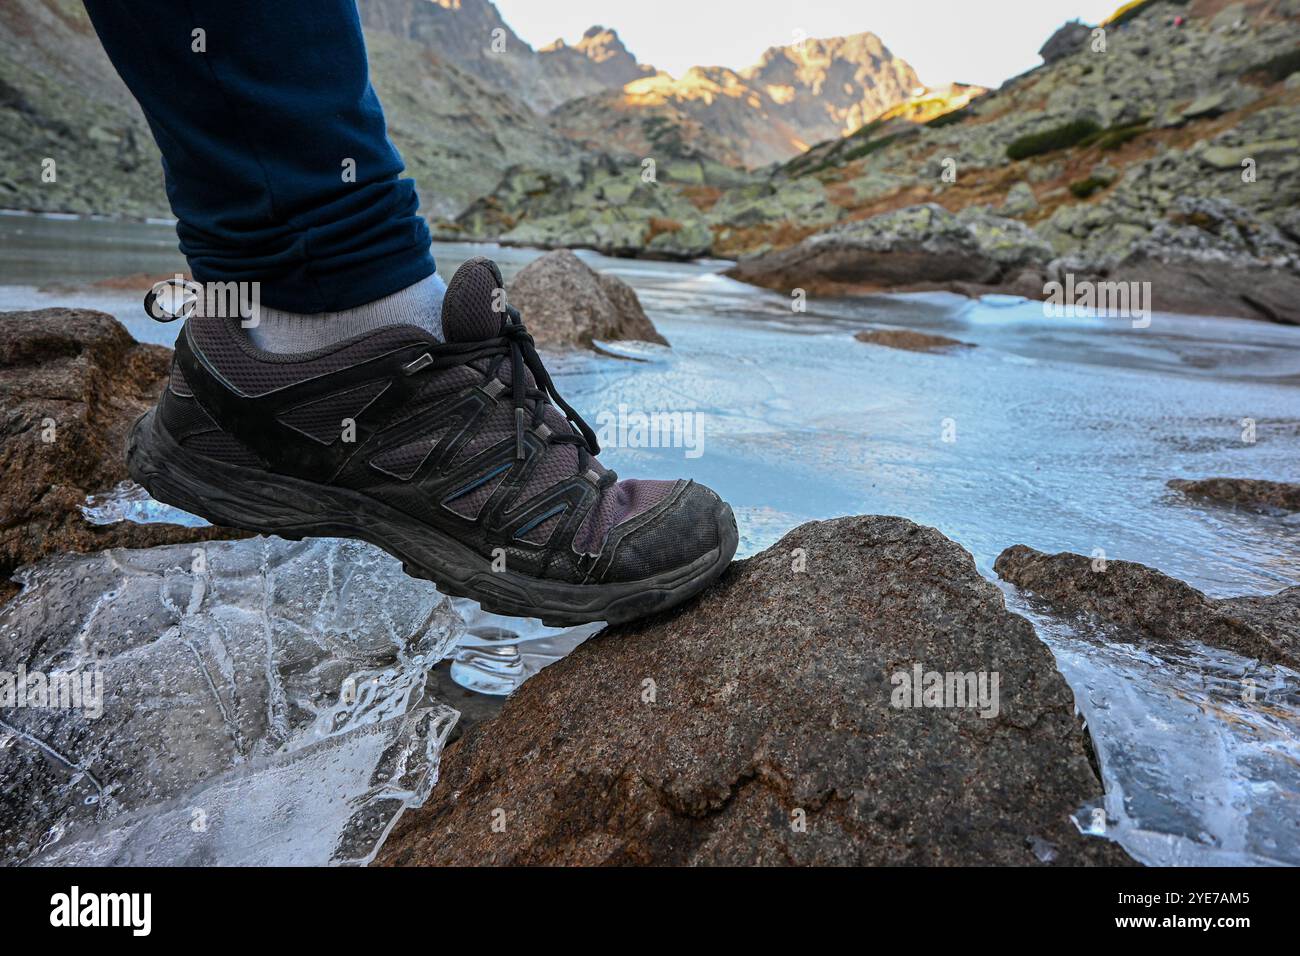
[402,353,433,375]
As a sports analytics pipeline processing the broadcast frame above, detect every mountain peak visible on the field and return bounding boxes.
[745,30,894,75]
[573,25,634,65]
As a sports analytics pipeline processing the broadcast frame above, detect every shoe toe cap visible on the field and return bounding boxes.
[601,480,736,583]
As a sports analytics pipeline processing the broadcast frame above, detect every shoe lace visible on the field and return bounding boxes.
[409,305,605,475]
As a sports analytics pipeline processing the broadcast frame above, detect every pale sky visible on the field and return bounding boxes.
[494,0,1124,88]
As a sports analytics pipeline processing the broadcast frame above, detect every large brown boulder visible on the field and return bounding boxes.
[508,249,669,350]
[378,515,1130,866]
[0,309,234,601]
[995,544,1300,670]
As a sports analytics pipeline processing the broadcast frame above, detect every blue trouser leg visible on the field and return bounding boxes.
[82,0,435,312]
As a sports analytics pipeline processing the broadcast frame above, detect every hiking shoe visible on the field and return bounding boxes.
[127,257,738,625]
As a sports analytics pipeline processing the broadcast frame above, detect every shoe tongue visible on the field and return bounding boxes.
[442,256,507,343]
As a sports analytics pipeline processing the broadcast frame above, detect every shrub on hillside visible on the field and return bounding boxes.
[1006,119,1103,160]
[1069,176,1107,198]
[926,105,975,129]
[839,134,902,164]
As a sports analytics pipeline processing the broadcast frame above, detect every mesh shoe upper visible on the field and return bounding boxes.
[157,256,717,585]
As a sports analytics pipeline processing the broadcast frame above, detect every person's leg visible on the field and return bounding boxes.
[82,0,443,343]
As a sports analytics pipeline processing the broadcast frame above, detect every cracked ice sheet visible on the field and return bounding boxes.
[1008,596,1300,867]
[0,536,461,866]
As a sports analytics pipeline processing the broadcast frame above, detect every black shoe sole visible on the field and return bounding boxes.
[126,409,739,627]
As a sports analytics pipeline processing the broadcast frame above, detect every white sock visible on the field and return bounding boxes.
[241,273,446,352]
